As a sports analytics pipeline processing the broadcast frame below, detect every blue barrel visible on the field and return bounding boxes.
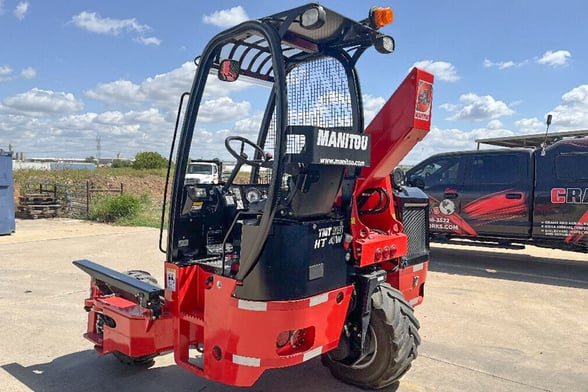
[0,151,15,235]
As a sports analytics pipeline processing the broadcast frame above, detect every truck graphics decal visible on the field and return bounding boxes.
[462,189,528,223]
[565,209,588,244]
[429,195,477,235]
[550,188,588,204]
[428,190,587,246]
[429,190,528,236]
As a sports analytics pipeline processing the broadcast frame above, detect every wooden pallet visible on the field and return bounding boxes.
[17,193,63,219]
[19,193,56,204]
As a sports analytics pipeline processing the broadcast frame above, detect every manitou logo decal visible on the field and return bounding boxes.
[551,188,588,204]
[415,80,433,121]
[316,129,369,151]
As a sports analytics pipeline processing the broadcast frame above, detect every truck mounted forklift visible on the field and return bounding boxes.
[74,4,434,389]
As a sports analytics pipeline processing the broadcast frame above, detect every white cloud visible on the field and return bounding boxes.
[94,108,166,127]
[0,65,36,81]
[441,93,515,121]
[0,64,13,81]
[14,1,28,20]
[483,59,526,69]
[84,62,197,111]
[141,62,199,102]
[411,60,459,82]
[84,62,253,111]
[401,126,516,165]
[0,0,5,14]
[547,84,588,129]
[134,36,161,46]
[71,11,149,35]
[85,80,145,104]
[561,84,588,105]
[233,113,264,138]
[2,88,83,114]
[197,96,250,123]
[536,50,571,67]
[20,66,36,79]
[362,94,386,125]
[514,117,544,133]
[483,50,572,70]
[487,119,503,130]
[514,85,588,133]
[203,6,248,28]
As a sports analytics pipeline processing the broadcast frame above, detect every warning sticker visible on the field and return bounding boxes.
[166,268,176,292]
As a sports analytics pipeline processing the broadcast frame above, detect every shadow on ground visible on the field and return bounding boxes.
[2,350,402,392]
[430,245,588,289]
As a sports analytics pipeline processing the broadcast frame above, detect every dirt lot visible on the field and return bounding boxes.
[14,174,168,204]
[0,219,586,392]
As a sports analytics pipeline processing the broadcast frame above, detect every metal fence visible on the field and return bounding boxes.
[23,182,123,218]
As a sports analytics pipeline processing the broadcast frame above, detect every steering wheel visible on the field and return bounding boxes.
[225,136,267,167]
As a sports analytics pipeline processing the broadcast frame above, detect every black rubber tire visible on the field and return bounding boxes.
[321,284,420,390]
[111,270,160,366]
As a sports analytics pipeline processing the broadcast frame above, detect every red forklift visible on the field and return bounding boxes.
[74,4,434,389]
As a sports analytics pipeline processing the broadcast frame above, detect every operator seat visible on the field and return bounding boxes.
[279,125,347,219]
[281,164,344,219]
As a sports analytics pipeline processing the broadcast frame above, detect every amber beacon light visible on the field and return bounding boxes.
[369,7,394,28]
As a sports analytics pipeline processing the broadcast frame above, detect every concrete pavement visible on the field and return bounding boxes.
[1,219,586,391]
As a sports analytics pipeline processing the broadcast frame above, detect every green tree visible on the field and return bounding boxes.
[133,151,168,170]
[111,158,133,168]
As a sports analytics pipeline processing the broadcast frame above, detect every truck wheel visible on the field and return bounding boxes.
[111,270,160,366]
[321,284,420,389]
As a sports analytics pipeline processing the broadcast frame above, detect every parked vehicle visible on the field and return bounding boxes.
[74,4,434,390]
[406,137,588,252]
[185,159,222,184]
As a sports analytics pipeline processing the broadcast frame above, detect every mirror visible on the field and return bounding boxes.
[218,59,240,82]
[392,167,405,188]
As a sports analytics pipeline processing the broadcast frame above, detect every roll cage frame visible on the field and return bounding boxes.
[167,4,391,281]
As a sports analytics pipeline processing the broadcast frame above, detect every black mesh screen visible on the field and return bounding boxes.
[287,57,353,128]
[402,208,429,264]
[264,57,352,152]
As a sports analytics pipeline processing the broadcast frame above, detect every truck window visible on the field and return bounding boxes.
[188,164,213,175]
[410,157,459,188]
[468,154,523,185]
[556,153,588,181]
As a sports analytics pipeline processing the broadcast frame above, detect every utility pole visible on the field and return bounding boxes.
[96,135,101,163]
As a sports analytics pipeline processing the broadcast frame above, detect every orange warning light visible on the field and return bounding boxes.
[370,7,394,28]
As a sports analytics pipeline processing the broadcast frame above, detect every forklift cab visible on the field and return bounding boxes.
[168,4,394,296]
[75,5,428,389]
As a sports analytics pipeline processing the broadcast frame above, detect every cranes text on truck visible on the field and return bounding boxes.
[74,4,435,389]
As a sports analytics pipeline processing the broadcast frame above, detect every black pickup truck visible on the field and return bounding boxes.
[406,137,588,252]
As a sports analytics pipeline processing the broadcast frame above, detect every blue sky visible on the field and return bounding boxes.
[1,1,587,164]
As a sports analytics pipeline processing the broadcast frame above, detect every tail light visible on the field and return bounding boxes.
[276,327,315,356]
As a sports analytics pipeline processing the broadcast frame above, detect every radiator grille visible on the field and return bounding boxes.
[402,207,429,264]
